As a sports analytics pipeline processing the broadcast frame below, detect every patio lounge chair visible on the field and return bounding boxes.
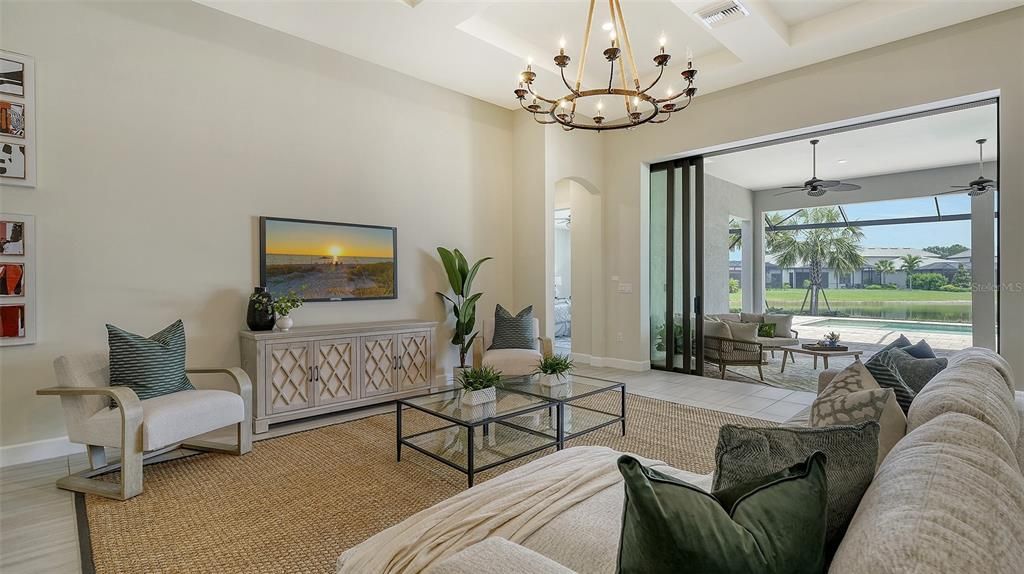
[703,335,764,381]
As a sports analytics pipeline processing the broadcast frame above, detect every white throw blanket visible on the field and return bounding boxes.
[336,446,663,574]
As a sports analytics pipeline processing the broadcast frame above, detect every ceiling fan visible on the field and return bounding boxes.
[775,139,862,197]
[937,138,997,197]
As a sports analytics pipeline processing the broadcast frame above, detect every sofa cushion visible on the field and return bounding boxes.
[740,312,763,324]
[710,313,740,322]
[811,361,906,466]
[723,321,758,343]
[865,345,917,414]
[831,412,1024,574]
[704,320,730,340]
[713,422,879,559]
[489,305,537,350]
[106,319,194,406]
[618,452,828,574]
[83,389,244,450]
[902,338,937,359]
[428,538,575,574]
[764,313,794,337]
[908,357,1020,450]
[880,347,947,394]
[482,348,542,377]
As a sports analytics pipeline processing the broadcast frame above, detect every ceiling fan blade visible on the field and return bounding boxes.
[937,188,971,196]
[775,189,804,196]
[950,185,970,188]
[828,183,861,191]
[816,180,841,188]
[781,186,806,189]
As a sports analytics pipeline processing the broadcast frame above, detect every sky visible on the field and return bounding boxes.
[265,219,394,258]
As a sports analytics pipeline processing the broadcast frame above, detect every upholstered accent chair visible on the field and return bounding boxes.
[473,316,554,377]
[37,354,252,500]
[703,336,765,381]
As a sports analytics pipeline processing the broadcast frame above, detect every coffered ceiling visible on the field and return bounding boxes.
[197,0,1022,119]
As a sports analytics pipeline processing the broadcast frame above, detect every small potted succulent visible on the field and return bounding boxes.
[251,289,303,331]
[824,331,841,347]
[535,354,575,387]
[458,365,502,406]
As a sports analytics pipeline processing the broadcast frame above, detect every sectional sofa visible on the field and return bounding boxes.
[337,348,1024,573]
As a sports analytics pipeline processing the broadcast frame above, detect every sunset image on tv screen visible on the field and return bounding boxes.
[262,218,396,301]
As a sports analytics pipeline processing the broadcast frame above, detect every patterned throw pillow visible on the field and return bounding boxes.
[107,320,194,406]
[713,422,879,560]
[811,361,907,465]
[488,305,537,350]
[880,347,948,394]
[864,335,916,413]
[757,323,776,338]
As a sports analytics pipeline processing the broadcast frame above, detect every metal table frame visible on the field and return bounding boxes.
[502,380,626,449]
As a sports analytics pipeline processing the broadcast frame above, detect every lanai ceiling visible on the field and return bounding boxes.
[197,0,1023,119]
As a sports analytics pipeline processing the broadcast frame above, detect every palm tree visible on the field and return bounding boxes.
[874,259,895,286]
[767,207,864,315]
[900,255,923,290]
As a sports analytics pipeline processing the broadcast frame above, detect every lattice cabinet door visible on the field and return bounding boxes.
[398,331,432,390]
[266,342,313,414]
[360,335,396,397]
[314,338,357,406]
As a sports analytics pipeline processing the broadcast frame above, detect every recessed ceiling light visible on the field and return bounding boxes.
[837,159,848,164]
[602,22,614,31]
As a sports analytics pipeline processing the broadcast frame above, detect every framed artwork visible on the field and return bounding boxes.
[0,51,34,188]
[0,213,35,346]
[0,101,25,137]
[0,263,24,296]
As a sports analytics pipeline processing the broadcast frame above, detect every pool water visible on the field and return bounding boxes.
[806,318,973,335]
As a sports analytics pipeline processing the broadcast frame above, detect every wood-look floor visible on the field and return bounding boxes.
[0,366,813,573]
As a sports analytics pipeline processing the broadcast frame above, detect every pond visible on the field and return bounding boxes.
[763,300,972,324]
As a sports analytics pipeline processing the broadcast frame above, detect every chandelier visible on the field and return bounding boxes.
[514,0,697,131]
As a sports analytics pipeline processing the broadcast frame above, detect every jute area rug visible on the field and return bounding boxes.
[80,393,770,574]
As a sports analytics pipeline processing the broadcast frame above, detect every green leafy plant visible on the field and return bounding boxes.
[536,354,575,380]
[458,365,502,391]
[728,278,740,294]
[251,289,303,316]
[910,272,948,291]
[825,331,841,345]
[952,264,971,289]
[436,248,493,368]
[900,254,923,289]
[873,259,895,285]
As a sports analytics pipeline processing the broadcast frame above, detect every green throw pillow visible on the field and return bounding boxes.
[617,452,828,574]
[757,323,776,338]
[864,335,917,413]
[107,320,194,407]
[713,422,879,561]
[488,304,537,350]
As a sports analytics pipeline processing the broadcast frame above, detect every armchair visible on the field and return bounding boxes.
[37,354,252,500]
[703,336,765,381]
[472,316,553,377]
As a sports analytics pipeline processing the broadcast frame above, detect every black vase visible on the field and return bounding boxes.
[246,287,276,331]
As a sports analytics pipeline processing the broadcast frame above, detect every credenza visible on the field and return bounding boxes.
[240,320,436,433]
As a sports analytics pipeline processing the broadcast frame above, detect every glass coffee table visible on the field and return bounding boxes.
[396,388,558,487]
[499,374,626,448]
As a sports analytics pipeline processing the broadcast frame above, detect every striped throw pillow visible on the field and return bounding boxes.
[488,305,537,350]
[107,320,194,407]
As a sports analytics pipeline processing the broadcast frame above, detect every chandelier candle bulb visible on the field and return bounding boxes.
[512,0,696,131]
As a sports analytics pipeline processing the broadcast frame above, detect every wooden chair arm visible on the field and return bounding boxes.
[186,367,253,400]
[37,385,142,414]
[539,337,554,357]
[791,329,799,338]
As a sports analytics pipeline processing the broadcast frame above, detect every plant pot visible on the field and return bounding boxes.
[539,373,571,387]
[246,287,275,331]
[460,386,496,406]
[276,315,294,332]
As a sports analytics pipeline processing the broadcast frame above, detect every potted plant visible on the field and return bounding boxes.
[245,287,276,331]
[435,247,492,379]
[457,365,502,406]
[535,354,575,387]
[251,289,303,331]
[824,331,841,347]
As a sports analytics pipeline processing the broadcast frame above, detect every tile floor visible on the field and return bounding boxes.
[0,366,814,573]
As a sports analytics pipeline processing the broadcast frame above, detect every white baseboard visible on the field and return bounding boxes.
[571,353,650,372]
[0,435,84,468]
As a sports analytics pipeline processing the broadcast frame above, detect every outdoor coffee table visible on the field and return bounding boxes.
[779,345,863,372]
[396,388,558,487]
[499,374,626,447]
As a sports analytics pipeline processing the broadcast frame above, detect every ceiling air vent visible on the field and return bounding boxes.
[696,1,750,28]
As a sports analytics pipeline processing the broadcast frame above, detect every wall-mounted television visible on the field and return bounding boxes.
[259,216,397,302]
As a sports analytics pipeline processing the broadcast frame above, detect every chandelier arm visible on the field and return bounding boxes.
[560,67,581,97]
[572,0,597,114]
[552,97,659,131]
[608,59,615,92]
[525,82,560,105]
[533,116,558,125]
[639,65,665,95]
[654,81,693,103]
[613,0,642,91]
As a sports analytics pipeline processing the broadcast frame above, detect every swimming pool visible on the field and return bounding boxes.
[805,318,973,335]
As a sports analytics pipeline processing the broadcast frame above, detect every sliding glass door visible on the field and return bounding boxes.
[650,157,704,373]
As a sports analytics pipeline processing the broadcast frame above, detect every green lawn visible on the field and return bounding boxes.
[729,288,970,306]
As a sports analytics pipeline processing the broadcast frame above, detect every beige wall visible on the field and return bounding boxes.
[0,1,517,450]
[602,9,1024,384]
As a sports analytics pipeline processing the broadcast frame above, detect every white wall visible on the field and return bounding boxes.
[554,223,571,299]
[601,9,1024,385]
[0,1,517,452]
